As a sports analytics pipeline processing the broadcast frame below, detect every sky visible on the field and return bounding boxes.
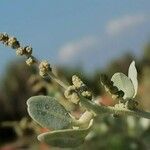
[0,0,150,74]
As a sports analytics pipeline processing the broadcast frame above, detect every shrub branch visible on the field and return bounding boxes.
[0,33,150,120]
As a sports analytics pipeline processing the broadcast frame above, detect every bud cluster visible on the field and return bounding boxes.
[72,75,92,100]
[125,99,138,110]
[64,85,80,104]
[0,33,20,49]
[0,33,35,66]
[64,75,92,104]
[39,61,52,77]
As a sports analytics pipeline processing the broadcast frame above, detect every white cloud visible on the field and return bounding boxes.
[106,14,147,36]
[58,36,97,62]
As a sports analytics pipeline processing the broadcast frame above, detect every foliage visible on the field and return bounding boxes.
[0,33,150,149]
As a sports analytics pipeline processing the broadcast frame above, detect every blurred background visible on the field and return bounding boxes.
[0,1,150,149]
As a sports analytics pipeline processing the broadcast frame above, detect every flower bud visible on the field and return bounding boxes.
[16,47,25,56]
[25,46,32,55]
[64,85,80,104]
[8,37,20,49]
[26,57,35,66]
[39,61,52,77]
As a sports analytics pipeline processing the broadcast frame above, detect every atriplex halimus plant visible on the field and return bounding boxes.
[0,33,150,148]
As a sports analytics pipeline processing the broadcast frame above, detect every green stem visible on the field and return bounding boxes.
[47,72,68,90]
[46,71,150,120]
[80,96,150,119]
[47,72,150,119]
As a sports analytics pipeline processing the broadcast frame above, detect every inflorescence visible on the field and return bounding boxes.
[0,32,150,120]
[0,33,52,77]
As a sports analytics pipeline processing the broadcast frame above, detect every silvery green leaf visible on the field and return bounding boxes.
[111,73,135,99]
[27,96,72,130]
[128,61,138,98]
[38,120,93,148]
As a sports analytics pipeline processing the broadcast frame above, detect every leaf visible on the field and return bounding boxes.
[128,61,138,98]
[111,73,135,99]
[27,96,72,130]
[37,120,93,148]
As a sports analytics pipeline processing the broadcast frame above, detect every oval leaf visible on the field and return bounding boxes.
[27,96,72,130]
[128,61,138,97]
[111,73,135,99]
[38,120,93,148]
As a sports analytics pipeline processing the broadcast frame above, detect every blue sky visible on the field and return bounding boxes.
[0,0,150,73]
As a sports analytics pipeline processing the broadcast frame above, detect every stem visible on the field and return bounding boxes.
[32,56,68,89]
[47,72,68,90]
[45,65,150,120]
[80,96,150,119]
[46,72,150,119]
